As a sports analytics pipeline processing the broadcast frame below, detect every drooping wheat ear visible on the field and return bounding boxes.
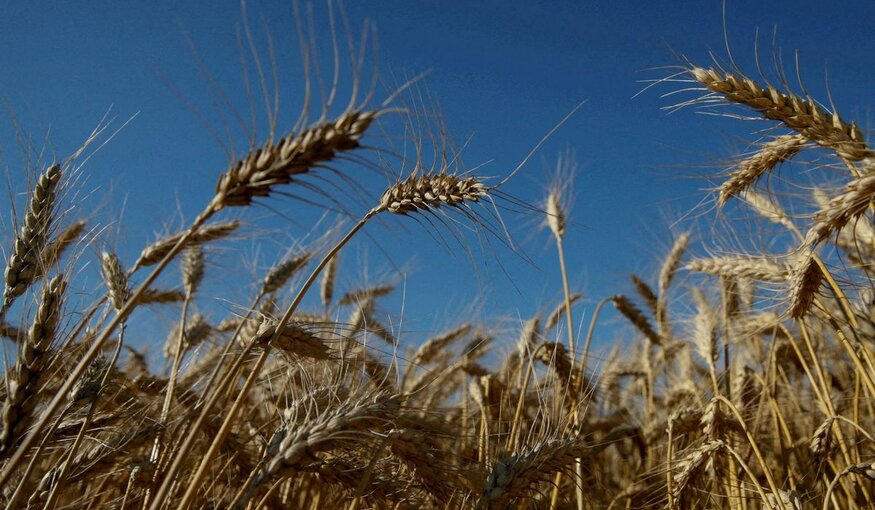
[134,288,185,306]
[100,251,129,312]
[810,416,836,471]
[235,295,277,347]
[803,163,875,251]
[611,295,662,346]
[670,440,723,507]
[688,67,870,162]
[545,293,582,329]
[33,220,86,281]
[0,275,66,454]
[133,220,240,269]
[686,256,789,282]
[320,253,338,308]
[476,438,595,509]
[718,135,807,206]
[3,164,62,310]
[263,252,311,294]
[68,355,109,404]
[252,318,331,360]
[630,274,658,318]
[163,313,211,360]
[209,110,378,212]
[534,341,576,389]
[788,254,823,318]
[413,323,473,365]
[388,416,460,499]
[258,392,401,483]
[183,246,205,296]
[338,283,394,306]
[657,232,690,338]
[377,173,489,215]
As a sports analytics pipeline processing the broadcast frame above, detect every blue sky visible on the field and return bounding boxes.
[1,1,873,356]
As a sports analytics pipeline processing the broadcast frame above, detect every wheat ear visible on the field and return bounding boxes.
[3,164,62,311]
[133,220,240,270]
[0,275,66,454]
[689,67,870,162]
[788,254,824,318]
[686,257,789,282]
[250,392,401,501]
[803,164,875,251]
[209,110,378,211]
[262,252,312,294]
[611,294,662,346]
[378,173,489,214]
[718,135,806,205]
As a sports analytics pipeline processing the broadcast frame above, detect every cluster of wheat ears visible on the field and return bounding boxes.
[1,11,874,510]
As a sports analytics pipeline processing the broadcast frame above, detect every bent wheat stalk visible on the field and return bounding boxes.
[174,171,491,510]
[1,108,380,491]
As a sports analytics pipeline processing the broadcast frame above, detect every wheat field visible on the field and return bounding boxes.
[1,5,874,510]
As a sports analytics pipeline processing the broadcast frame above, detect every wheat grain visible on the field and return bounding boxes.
[320,253,339,309]
[804,164,875,251]
[259,392,401,482]
[337,284,394,306]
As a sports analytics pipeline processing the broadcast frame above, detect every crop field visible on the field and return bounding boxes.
[0,3,873,509]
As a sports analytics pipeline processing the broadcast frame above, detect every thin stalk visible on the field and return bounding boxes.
[713,395,787,510]
[168,208,378,510]
[141,294,192,510]
[149,293,265,496]
[555,236,576,357]
[550,234,578,510]
[0,210,212,488]
[43,323,127,510]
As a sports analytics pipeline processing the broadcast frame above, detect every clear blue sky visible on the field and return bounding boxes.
[1,1,873,355]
